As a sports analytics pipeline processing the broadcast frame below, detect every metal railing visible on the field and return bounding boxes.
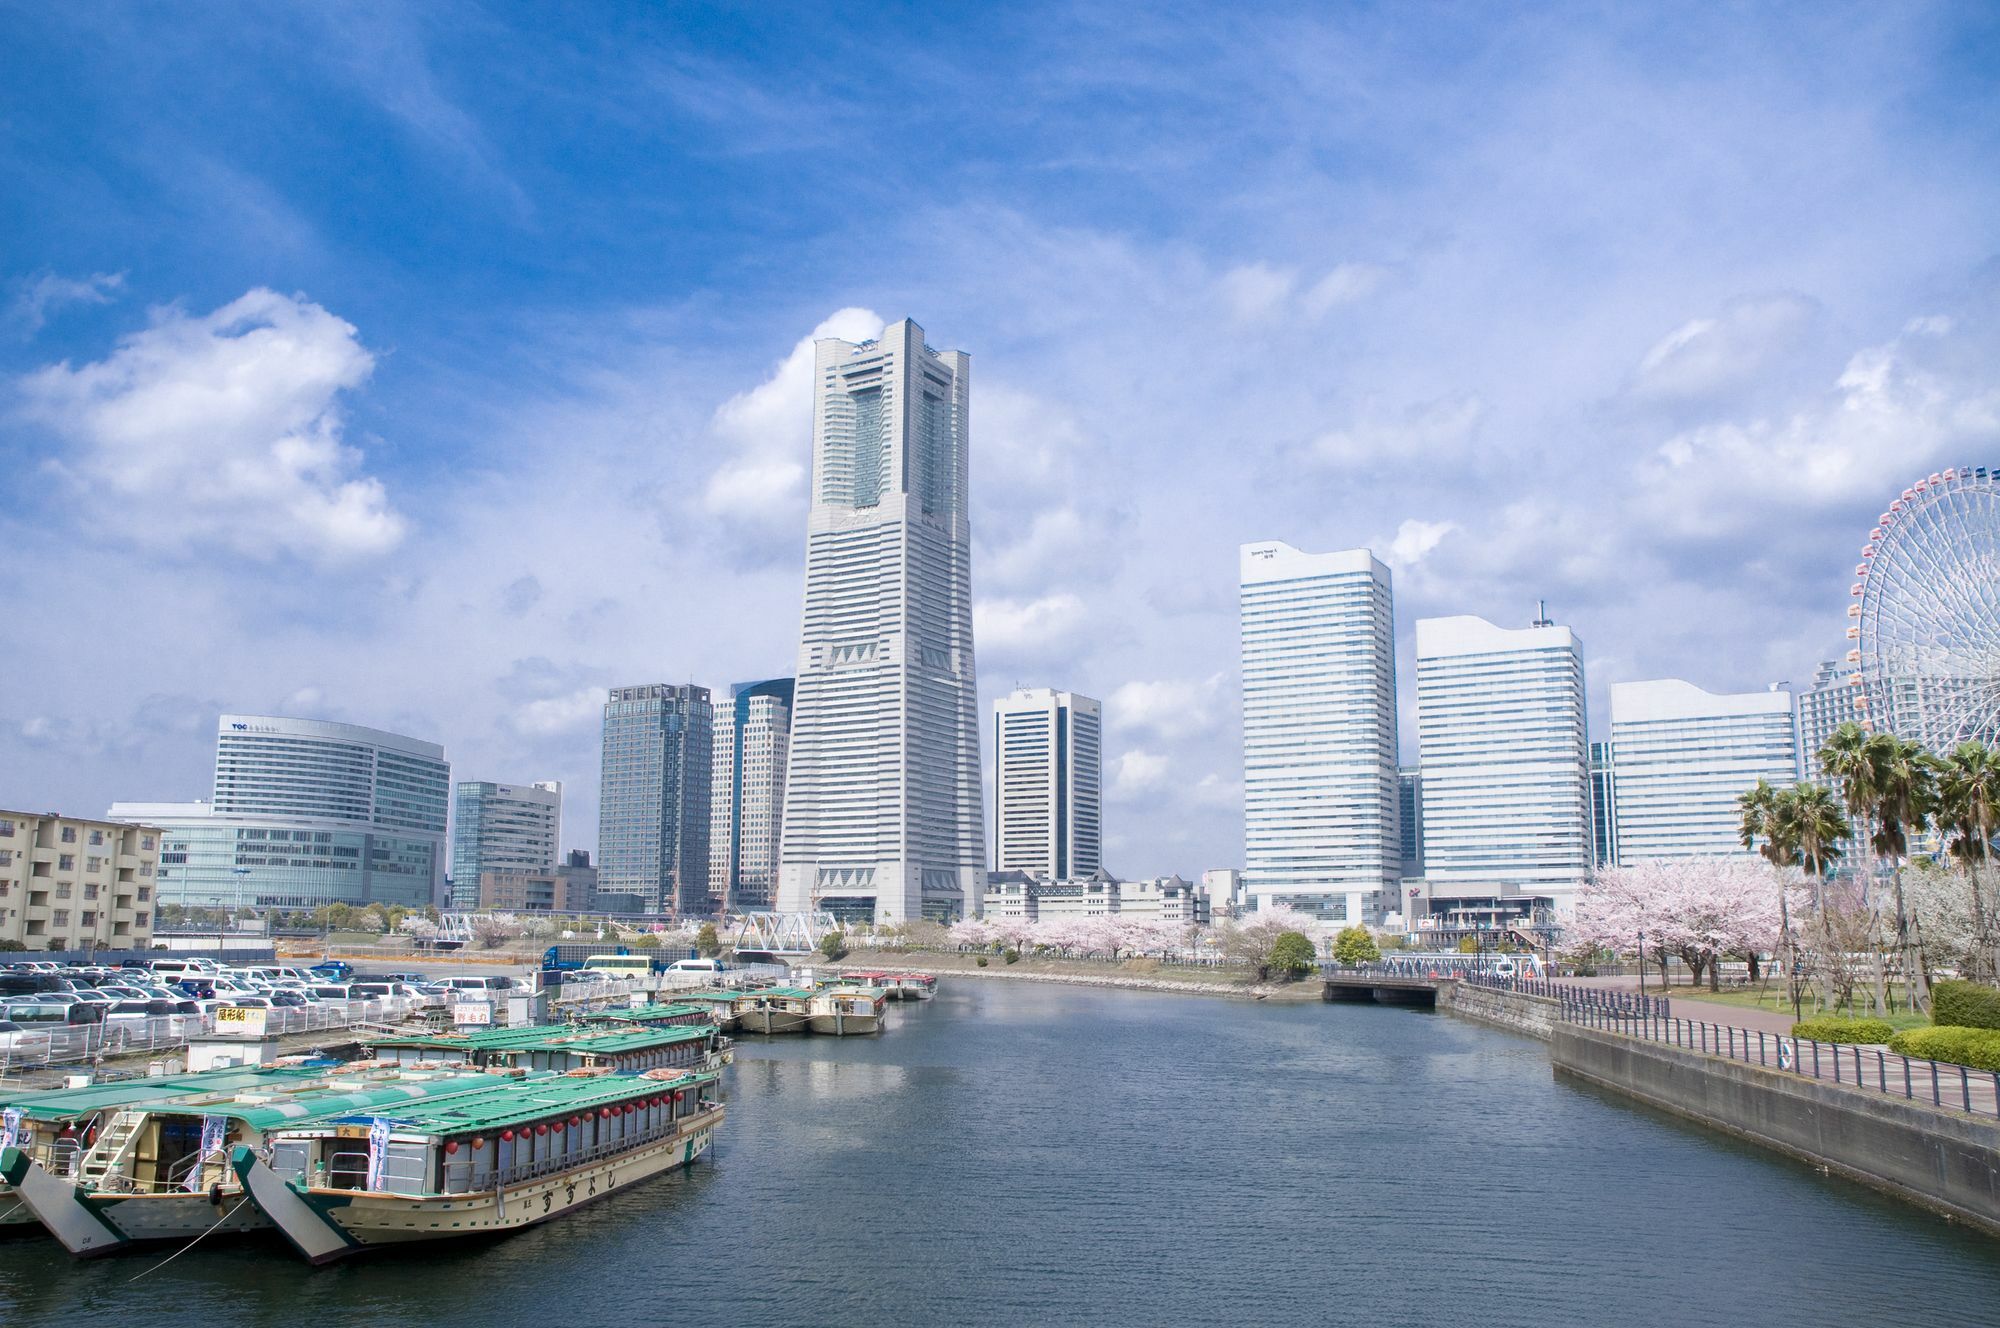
[1564,1002,2000,1120]
[1462,972,1672,1020]
[0,996,427,1074]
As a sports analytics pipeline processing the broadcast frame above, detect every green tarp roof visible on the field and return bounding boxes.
[582,1002,707,1023]
[340,1069,721,1137]
[1,1066,323,1123]
[364,1022,713,1056]
[227,1073,502,1133]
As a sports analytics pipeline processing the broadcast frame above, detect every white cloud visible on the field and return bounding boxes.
[1109,749,1172,800]
[1300,262,1390,317]
[510,687,605,737]
[1309,393,1487,469]
[1385,518,1456,568]
[1218,262,1296,322]
[980,506,1112,590]
[1108,674,1228,741]
[702,306,883,521]
[10,270,125,334]
[19,287,404,561]
[1632,292,1820,403]
[974,592,1088,656]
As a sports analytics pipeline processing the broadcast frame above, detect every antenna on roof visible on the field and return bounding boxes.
[1531,599,1554,628]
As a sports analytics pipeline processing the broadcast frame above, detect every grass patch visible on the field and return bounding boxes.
[1663,984,1930,1032]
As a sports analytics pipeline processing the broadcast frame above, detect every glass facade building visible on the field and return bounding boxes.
[110,714,451,911]
[1589,741,1618,869]
[709,679,793,912]
[1240,542,1400,924]
[449,780,561,909]
[776,320,985,924]
[1415,615,1590,915]
[1608,680,1800,862]
[598,683,713,915]
[993,688,1103,880]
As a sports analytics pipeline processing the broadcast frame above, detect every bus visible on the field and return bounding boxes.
[543,943,629,972]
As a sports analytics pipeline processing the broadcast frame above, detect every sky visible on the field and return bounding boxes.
[3,2,1999,878]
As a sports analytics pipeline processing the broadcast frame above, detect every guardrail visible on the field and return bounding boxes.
[1565,1002,2000,1121]
[0,996,428,1075]
[1462,972,1672,1020]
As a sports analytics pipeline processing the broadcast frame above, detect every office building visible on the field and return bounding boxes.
[776,319,985,925]
[709,678,794,912]
[1240,541,1400,924]
[1397,767,1423,878]
[449,780,561,909]
[993,687,1103,880]
[1798,658,1854,779]
[1415,614,1590,918]
[475,868,586,912]
[110,715,450,911]
[980,870,1208,926]
[557,849,603,910]
[0,809,160,951]
[1589,741,1618,869]
[1609,679,1800,862]
[598,684,713,915]
[1201,868,1244,916]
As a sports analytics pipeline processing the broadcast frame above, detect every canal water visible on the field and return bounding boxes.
[6,979,2000,1326]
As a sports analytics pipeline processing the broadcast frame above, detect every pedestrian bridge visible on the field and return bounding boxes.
[1321,954,1548,1006]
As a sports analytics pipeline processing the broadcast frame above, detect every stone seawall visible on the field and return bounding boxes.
[872,965,1305,1001]
[1553,1025,2000,1235]
[1435,980,1559,1041]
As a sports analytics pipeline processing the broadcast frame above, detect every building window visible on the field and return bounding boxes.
[53,910,69,926]
[88,829,103,846]
[135,912,149,927]
[84,883,98,900]
[137,887,151,902]
[59,854,74,871]
[57,883,72,899]
[81,911,96,927]
[86,856,103,872]
[0,820,12,837]
[141,835,155,851]
[60,826,76,843]
[0,849,10,866]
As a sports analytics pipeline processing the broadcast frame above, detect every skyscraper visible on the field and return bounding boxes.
[449,779,562,909]
[1609,680,1800,862]
[1415,615,1590,916]
[1798,658,1853,780]
[1397,766,1423,879]
[709,678,794,913]
[1239,542,1400,924]
[1589,741,1618,869]
[776,319,984,925]
[111,714,451,910]
[992,687,1103,880]
[597,684,713,915]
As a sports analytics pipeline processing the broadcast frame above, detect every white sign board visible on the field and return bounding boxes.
[214,1006,269,1038]
[452,1001,493,1026]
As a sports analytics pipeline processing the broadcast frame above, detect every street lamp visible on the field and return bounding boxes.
[1638,926,1647,995]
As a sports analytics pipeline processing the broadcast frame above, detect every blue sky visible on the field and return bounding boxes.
[3,2,1999,875]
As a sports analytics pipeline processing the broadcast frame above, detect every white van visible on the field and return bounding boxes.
[148,958,222,980]
[665,957,724,973]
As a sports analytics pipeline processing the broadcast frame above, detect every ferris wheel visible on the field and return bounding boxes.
[1850,466,2000,752]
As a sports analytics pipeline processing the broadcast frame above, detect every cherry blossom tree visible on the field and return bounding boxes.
[1572,858,1791,990]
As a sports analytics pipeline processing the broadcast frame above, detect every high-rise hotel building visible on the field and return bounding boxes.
[709,678,794,912]
[598,684,712,915]
[1239,542,1399,924]
[776,319,985,925]
[992,688,1103,880]
[1415,615,1590,915]
[449,779,562,909]
[111,715,451,911]
[1608,680,1799,863]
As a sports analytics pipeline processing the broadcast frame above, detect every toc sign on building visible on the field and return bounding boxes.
[214,1006,269,1038]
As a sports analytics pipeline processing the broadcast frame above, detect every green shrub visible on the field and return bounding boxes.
[1888,1026,2000,1072]
[975,955,989,968]
[1792,1017,1895,1044]
[1331,926,1379,965]
[1003,949,1020,965]
[1270,931,1319,979]
[819,931,849,962]
[1930,979,2000,1031]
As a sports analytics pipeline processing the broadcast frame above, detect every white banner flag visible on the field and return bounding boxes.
[365,1118,393,1191]
[1,1107,21,1152]
[186,1114,228,1191]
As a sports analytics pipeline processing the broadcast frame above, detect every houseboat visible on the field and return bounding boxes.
[581,1001,716,1030]
[733,987,813,1034]
[0,1065,324,1232]
[807,986,886,1035]
[671,991,742,1032]
[0,1068,497,1255]
[362,1023,721,1074]
[232,1067,723,1264]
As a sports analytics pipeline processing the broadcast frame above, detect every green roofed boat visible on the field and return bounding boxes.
[1,1066,498,1255]
[361,1022,724,1074]
[232,1066,723,1264]
[733,988,814,1034]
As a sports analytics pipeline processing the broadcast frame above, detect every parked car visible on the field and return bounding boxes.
[309,960,355,982]
[0,1019,54,1057]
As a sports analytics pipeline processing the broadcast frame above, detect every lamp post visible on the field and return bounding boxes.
[1638,926,1647,996]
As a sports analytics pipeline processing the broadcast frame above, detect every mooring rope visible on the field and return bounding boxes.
[127,1196,249,1282]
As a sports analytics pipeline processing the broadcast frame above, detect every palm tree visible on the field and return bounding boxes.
[1740,780,1800,1015]
[1936,741,2000,981]
[1818,723,1892,1014]
[1739,780,1849,1018]
[1865,734,1938,1012]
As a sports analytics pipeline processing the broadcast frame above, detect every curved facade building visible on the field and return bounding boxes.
[110,715,450,911]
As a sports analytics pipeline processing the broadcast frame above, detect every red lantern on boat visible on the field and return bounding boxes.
[600,1107,614,1119]
[568,1116,581,1127]
[471,1137,485,1151]
[444,1140,460,1154]
[535,1123,549,1136]
[552,1119,565,1133]
[500,1130,514,1142]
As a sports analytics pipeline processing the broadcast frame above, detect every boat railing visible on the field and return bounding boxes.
[481,1103,721,1191]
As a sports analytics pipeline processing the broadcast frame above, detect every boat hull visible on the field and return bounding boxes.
[806,1012,881,1035]
[0,1147,268,1255]
[736,1009,808,1034]
[236,1110,722,1265]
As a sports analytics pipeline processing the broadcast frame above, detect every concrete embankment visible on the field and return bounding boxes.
[1552,1024,2000,1235]
[1433,979,1559,1041]
[836,956,1316,1001]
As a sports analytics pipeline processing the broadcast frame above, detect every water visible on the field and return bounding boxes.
[6,979,2000,1327]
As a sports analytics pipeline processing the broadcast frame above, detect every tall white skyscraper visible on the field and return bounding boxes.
[710,678,793,912]
[993,687,1103,879]
[1239,542,1399,924]
[1798,658,1853,779]
[776,319,984,924]
[1609,680,1800,862]
[1415,615,1590,914]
